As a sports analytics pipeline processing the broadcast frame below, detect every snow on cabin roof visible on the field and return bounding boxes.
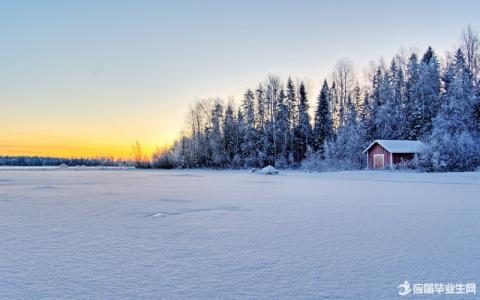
[362,140,424,154]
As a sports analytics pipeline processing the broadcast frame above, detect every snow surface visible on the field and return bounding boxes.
[1,168,479,299]
[363,140,424,154]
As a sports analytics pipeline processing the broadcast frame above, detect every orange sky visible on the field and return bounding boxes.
[0,133,177,159]
[0,107,181,159]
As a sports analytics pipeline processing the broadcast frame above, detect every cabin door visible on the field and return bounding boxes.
[373,154,384,169]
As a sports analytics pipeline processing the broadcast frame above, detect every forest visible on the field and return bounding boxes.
[3,26,479,172]
[145,25,479,172]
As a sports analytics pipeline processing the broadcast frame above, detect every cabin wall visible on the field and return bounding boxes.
[367,144,391,168]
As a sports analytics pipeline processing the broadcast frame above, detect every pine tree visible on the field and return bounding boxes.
[255,85,267,166]
[233,108,245,167]
[374,66,395,139]
[370,67,384,139]
[241,89,259,167]
[423,49,480,171]
[361,91,375,141]
[274,89,289,166]
[418,46,441,137]
[210,100,225,167]
[313,80,333,156]
[324,93,367,170]
[406,53,422,139]
[293,82,312,163]
[223,102,236,165]
[286,77,297,164]
[391,59,407,138]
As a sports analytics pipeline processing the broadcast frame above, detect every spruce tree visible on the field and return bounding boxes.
[293,82,312,163]
[210,100,225,167]
[274,89,289,166]
[418,46,441,137]
[233,108,245,167]
[406,53,422,139]
[255,85,267,166]
[223,102,236,165]
[313,80,333,156]
[241,89,259,167]
[423,49,480,171]
[286,77,297,164]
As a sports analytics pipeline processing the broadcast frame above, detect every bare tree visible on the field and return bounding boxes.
[460,24,480,80]
[265,74,282,160]
[265,74,281,124]
[332,58,356,128]
[131,140,149,168]
[187,98,216,166]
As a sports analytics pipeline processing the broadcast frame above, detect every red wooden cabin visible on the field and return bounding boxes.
[363,140,424,169]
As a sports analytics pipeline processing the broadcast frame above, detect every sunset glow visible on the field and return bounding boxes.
[1,0,479,159]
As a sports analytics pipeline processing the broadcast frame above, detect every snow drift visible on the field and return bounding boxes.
[258,165,279,175]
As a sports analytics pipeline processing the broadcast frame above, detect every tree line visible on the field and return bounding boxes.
[144,25,480,172]
[0,156,130,167]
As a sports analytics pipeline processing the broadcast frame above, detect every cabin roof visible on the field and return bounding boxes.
[362,140,424,154]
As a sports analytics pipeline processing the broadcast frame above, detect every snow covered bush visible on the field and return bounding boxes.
[314,119,368,171]
[394,156,420,171]
[152,147,176,169]
[420,133,480,172]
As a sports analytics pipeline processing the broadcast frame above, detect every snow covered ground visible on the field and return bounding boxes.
[1,168,479,299]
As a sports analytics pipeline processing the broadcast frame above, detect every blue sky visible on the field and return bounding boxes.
[0,0,479,157]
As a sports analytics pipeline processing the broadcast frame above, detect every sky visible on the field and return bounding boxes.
[1,0,479,159]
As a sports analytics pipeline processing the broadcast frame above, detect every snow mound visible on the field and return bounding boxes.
[258,165,279,175]
[58,163,69,169]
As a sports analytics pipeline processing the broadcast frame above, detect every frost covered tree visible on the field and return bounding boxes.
[422,49,480,171]
[293,82,312,164]
[417,47,441,137]
[323,94,368,170]
[312,80,333,155]
[330,81,340,130]
[264,75,281,166]
[361,91,375,141]
[210,100,225,167]
[223,101,237,165]
[241,89,259,167]
[367,66,388,139]
[255,85,267,166]
[286,77,297,163]
[167,25,480,171]
[232,108,245,167]
[372,67,392,139]
[274,89,289,166]
[460,24,480,81]
[332,58,355,128]
[377,59,404,139]
[405,53,422,139]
